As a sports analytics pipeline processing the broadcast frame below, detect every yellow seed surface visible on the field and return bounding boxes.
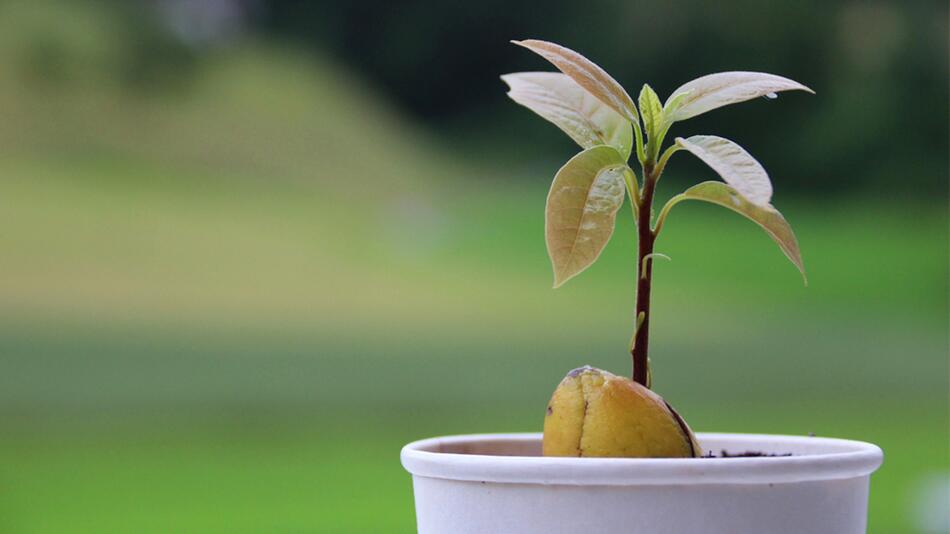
[542,366,701,458]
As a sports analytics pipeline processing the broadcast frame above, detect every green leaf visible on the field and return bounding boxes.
[501,72,633,159]
[676,135,772,206]
[638,84,663,157]
[511,39,639,124]
[638,84,662,137]
[665,71,813,122]
[669,181,805,280]
[546,146,627,287]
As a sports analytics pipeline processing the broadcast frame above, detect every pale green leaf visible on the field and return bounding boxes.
[638,84,663,154]
[663,90,692,115]
[666,71,813,122]
[501,72,633,159]
[676,135,772,206]
[511,39,639,124]
[672,181,805,279]
[546,146,627,287]
[656,90,691,144]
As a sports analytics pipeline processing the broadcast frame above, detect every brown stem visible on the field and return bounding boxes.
[632,165,658,387]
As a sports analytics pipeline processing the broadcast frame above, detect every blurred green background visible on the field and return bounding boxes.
[0,1,946,532]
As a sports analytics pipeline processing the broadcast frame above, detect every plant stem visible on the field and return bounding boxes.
[632,164,658,387]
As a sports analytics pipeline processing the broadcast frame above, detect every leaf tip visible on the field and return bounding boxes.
[551,265,582,288]
[788,250,807,285]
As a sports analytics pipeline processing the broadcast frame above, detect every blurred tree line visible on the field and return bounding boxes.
[2,0,947,198]
[259,0,947,198]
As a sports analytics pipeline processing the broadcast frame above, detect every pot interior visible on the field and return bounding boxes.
[426,436,542,457]
[415,432,872,458]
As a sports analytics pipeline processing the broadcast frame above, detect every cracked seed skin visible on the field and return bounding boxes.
[543,366,701,458]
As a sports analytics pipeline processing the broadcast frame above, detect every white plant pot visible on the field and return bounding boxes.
[401,432,883,534]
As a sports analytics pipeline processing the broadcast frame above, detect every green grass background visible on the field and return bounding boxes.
[0,38,946,533]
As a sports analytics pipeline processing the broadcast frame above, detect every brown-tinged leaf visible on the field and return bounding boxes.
[666,71,813,122]
[676,135,772,206]
[512,39,639,124]
[546,146,627,287]
[674,181,805,280]
[501,72,633,159]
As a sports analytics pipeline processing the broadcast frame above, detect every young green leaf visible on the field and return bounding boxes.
[675,135,772,206]
[501,72,633,159]
[638,84,663,157]
[665,71,813,122]
[661,181,805,279]
[511,39,639,124]
[546,146,627,287]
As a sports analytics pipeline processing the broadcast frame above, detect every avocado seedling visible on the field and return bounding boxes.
[503,39,811,458]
